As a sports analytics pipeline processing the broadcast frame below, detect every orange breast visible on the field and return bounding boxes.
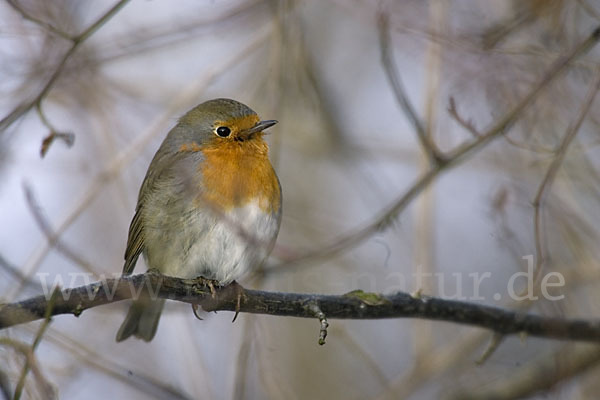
[197,138,280,213]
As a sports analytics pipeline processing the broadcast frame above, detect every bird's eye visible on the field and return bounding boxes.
[216,126,231,137]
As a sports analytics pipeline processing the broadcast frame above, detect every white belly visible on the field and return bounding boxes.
[146,200,279,284]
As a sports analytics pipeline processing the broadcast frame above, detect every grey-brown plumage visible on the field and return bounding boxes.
[116,99,281,342]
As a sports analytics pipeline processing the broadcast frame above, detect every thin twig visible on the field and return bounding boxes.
[378,12,444,165]
[36,103,74,157]
[267,25,600,273]
[502,134,555,154]
[23,183,99,275]
[5,0,72,39]
[334,326,389,386]
[447,97,481,137]
[8,28,271,301]
[233,274,266,400]
[0,0,132,135]
[232,318,253,400]
[0,367,10,400]
[377,244,600,399]
[0,254,39,292]
[0,338,55,400]
[577,0,600,21]
[449,345,600,400]
[12,287,59,400]
[384,20,598,73]
[458,70,600,366]
[35,328,192,400]
[532,69,600,288]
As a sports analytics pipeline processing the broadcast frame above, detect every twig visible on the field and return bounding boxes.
[233,274,266,400]
[12,287,59,400]
[5,0,72,39]
[0,0,131,135]
[480,10,536,50]
[0,338,55,400]
[36,103,74,157]
[0,254,39,292]
[448,345,600,400]
[34,328,192,400]
[378,12,444,165]
[447,97,481,137]
[232,318,253,400]
[0,367,10,400]
[23,183,99,275]
[577,0,600,21]
[502,134,555,154]
[473,70,600,365]
[335,326,390,386]
[388,21,598,73]
[8,28,271,301]
[3,273,600,344]
[449,95,556,156]
[531,69,600,288]
[377,246,600,399]
[269,25,600,273]
[308,302,329,345]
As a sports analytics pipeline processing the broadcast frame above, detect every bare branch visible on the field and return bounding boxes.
[2,273,600,344]
[0,338,56,400]
[269,25,600,273]
[449,345,600,400]
[13,288,59,400]
[23,184,100,275]
[447,96,481,137]
[0,0,132,135]
[36,103,74,157]
[532,69,600,285]
[7,27,271,300]
[5,0,72,39]
[577,0,600,21]
[378,12,445,165]
[472,68,600,365]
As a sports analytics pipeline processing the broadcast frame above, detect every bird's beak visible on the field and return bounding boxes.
[241,120,278,139]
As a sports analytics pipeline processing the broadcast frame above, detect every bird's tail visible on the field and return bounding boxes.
[115,298,165,342]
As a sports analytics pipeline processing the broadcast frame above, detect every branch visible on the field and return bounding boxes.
[269,25,600,272]
[5,0,72,39]
[13,288,59,400]
[378,12,445,165]
[532,69,600,284]
[2,273,600,344]
[0,0,131,142]
[449,345,600,400]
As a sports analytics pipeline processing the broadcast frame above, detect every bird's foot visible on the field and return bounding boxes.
[190,276,221,320]
[194,276,220,298]
[190,277,244,322]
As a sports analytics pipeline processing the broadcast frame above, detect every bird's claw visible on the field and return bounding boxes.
[190,277,244,322]
[191,303,203,320]
[230,281,245,323]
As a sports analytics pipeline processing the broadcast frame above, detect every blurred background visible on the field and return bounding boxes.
[1,0,600,399]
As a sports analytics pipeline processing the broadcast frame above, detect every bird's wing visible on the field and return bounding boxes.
[123,205,145,275]
[122,145,191,275]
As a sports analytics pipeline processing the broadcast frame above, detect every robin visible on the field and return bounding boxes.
[116,98,282,342]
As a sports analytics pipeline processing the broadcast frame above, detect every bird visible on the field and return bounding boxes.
[116,98,282,342]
